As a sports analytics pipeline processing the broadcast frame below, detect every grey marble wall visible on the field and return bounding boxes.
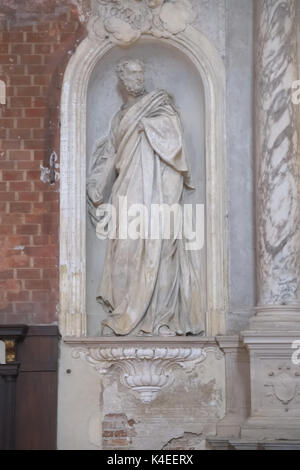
[185,0,255,331]
[225,0,255,332]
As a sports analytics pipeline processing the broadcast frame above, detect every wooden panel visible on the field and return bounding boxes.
[15,326,58,450]
[0,364,19,450]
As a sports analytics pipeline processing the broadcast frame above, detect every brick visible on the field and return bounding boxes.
[2,32,24,43]
[11,97,32,107]
[15,303,36,314]
[0,225,13,235]
[1,109,22,118]
[6,255,30,268]
[0,192,15,201]
[26,170,42,180]
[2,171,23,181]
[24,141,44,150]
[16,225,39,235]
[32,235,49,246]
[34,44,52,54]
[26,32,55,43]
[9,181,32,192]
[0,161,14,170]
[9,129,32,140]
[10,202,31,213]
[33,258,58,268]
[7,291,29,302]
[110,439,128,447]
[7,235,30,245]
[0,118,14,128]
[114,430,128,438]
[11,44,33,54]
[25,108,47,118]
[27,65,47,75]
[1,65,26,75]
[10,75,32,86]
[31,127,44,138]
[24,280,51,290]
[42,268,57,279]
[24,215,42,224]
[32,290,50,302]
[33,151,47,161]
[17,269,41,280]
[0,269,14,280]
[17,161,39,171]
[0,212,22,222]
[33,76,51,86]
[0,55,18,64]
[25,246,57,258]
[43,191,59,202]
[16,86,41,97]
[0,182,7,191]
[21,55,43,65]
[6,86,16,96]
[17,118,41,129]
[0,44,9,54]
[17,191,39,201]
[1,140,22,150]
[33,97,46,107]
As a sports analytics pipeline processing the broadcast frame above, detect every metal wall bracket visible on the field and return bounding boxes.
[40,151,60,185]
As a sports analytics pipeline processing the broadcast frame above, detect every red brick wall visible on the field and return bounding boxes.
[102,413,136,450]
[0,0,87,324]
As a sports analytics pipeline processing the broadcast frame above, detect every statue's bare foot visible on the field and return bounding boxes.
[158,326,176,337]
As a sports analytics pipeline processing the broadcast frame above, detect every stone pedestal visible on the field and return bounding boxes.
[216,336,250,438]
[241,332,300,440]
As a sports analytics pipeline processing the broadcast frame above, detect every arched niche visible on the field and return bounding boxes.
[59,20,228,338]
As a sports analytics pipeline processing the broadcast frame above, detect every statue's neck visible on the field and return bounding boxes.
[125,91,147,107]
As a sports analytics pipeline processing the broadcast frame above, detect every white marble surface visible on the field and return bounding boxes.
[255,0,300,306]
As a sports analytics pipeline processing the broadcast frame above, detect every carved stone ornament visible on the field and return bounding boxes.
[264,365,300,407]
[89,0,196,45]
[72,346,223,403]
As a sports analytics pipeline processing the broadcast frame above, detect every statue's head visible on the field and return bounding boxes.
[116,59,145,97]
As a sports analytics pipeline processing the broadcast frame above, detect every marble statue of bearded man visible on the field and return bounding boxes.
[87,58,204,337]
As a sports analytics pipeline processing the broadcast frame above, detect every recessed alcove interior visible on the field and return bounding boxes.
[86,39,207,336]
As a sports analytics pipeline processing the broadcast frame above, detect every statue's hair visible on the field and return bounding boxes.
[116,58,144,80]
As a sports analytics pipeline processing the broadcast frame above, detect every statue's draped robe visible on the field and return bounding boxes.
[87,89,204,336]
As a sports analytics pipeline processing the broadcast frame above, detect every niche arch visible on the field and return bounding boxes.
[59,18,228,338]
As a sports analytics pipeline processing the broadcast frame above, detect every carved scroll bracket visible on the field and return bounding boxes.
[71,343,223,403]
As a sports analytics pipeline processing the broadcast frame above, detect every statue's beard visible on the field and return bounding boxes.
[124,82,146,97]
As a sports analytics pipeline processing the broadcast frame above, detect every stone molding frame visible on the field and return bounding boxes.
[59,0,228,337]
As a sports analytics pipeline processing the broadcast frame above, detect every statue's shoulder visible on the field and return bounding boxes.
[151,89,176,107]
